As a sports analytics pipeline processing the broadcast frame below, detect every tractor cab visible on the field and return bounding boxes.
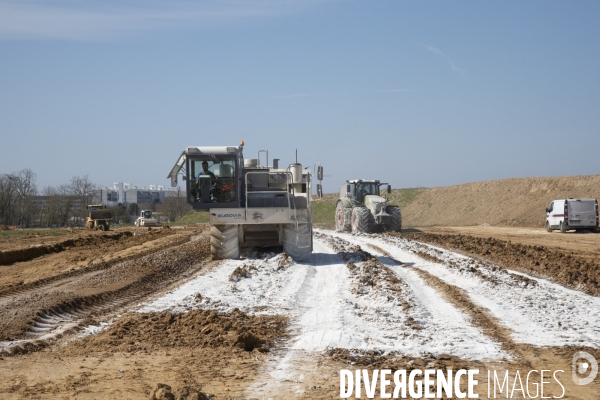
[346,180,391,204]
[354,182,381,202]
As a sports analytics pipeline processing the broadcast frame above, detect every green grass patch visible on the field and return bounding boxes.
[312,198,337,229]
[387,188,425,208]
[170,210,210,226]
[0,229,72,238]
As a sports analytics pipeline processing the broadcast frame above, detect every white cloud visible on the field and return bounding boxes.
[0,0,331,41]
[423,44,466,75]
[272,89,412,99]
[271,92,351,99]
[369,89,412,93]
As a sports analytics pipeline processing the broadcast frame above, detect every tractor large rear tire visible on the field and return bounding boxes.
[351,207,375,233]
[283,223,311,262]
[335,202,352,232]
[211,225,240,260]
[386,206,402,232]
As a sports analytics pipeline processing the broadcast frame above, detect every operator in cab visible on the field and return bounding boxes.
[197,161,218,202]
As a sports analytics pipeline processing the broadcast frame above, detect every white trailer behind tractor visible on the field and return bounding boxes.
[167,142,323,261]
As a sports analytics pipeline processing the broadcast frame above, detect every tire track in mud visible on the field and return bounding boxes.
[0,231,133,265]
[364,242,520,357]
[0,230,191,300]
[0,233,212,355]
[313,232,504,359]
[392,231,600,297]
[339,231,600,349]
[247,233,506,398]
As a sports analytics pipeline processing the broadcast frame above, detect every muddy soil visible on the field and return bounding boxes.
[0,226,599,399]
[401,226,600,296]
[0,227,210,343]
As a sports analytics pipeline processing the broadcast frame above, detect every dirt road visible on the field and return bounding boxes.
[0,226,598,399]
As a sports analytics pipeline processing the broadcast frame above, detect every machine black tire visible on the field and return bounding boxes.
[560,221,567,233]
[386,206,402,232]
[343,209,352,232]
[335,202,352,232]
[351,207,375,233]
[283,223,311,262]
[211,225,239,260]
[592,226,598,233]
[546,221,552,232]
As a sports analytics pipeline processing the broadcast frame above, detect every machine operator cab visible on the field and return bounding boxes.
[168,144,243,210]
[142,210,153,219]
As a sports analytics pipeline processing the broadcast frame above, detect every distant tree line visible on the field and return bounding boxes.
[0,169,191,228]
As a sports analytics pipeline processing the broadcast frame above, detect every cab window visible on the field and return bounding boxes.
[189,157,236,203]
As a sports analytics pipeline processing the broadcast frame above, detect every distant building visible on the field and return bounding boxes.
[98,182,171,206]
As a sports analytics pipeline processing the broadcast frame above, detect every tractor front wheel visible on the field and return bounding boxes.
[386,206,402,232]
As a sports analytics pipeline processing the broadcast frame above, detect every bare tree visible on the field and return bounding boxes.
[41,185,74,227]
[158,186,191,222]
[12,169,37,227]
[0,169,37,227]
[0,174,17,225]
[69,175,98,225]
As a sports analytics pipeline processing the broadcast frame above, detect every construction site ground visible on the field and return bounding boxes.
[0,225,598,399]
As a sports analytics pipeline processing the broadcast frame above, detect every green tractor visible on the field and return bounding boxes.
[335,180,401,233]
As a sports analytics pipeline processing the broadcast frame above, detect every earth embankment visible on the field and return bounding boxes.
[313,174,600,228]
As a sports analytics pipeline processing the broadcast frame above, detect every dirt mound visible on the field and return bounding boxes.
[67,309,288,355]
[149,383,210,400]
[0,224,9,231]
[399,174,600,228]
[395,231,600,296]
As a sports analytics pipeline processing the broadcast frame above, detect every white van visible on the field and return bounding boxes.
[546,198,598,233]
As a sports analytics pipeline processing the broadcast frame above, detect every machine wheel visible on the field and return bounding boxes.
[546,221,552,232]
[559,221,567,233]
[87,222,94,230]
[592,226,598,233]
[211,225,239,260]
[386,206,402,232]
[351,207,375,233]
[335,202,352,232]
[283,223,311,262]
[343,209,352,232]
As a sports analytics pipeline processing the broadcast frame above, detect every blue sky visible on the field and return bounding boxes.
[1,0,599,194]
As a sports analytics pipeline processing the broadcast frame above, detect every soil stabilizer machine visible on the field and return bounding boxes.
[85,204,111,231]
[167,141,323,262]
[335,180,401,233]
